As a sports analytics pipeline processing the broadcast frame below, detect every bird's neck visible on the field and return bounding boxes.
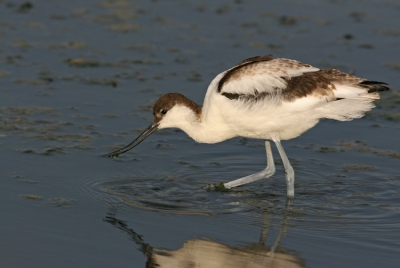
[160,104,234,144]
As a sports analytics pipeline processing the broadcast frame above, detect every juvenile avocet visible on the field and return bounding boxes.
[108,55,389,198]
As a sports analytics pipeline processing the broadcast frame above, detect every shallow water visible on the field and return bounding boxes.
[1,0,400,267]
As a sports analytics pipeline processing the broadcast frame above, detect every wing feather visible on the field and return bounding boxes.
[218,58,320,96]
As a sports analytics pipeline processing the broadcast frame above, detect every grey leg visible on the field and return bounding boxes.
[272,139,295,198]
[223,141,275,189]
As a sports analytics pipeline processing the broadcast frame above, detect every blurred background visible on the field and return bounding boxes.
[1,0,399,267]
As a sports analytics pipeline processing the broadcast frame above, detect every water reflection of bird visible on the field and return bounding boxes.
[146,239,304,268]
[108,55,389,198]
[104,210,305,268]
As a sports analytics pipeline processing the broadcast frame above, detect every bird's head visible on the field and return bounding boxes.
[107,93,201,158]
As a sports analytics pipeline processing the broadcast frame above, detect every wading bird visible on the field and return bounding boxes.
[108,55,389,198]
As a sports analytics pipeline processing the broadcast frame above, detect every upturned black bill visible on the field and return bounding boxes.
[107,123,159,158]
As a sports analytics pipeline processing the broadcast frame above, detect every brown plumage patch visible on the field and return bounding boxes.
[217,55,274,93]
[236,55,274,66]
[222,91,269,102]
[282,72,335,101]
[152,93,201,124]
[317,69,362,84]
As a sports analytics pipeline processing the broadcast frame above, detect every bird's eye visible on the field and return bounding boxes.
[161,109,167,115]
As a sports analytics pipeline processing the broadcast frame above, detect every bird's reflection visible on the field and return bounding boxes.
[104,200,304,268]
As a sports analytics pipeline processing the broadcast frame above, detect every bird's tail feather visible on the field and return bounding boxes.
[359,80,390,93]
[317,96,376,121]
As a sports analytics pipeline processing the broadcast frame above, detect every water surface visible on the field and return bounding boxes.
[1,0,400,267]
